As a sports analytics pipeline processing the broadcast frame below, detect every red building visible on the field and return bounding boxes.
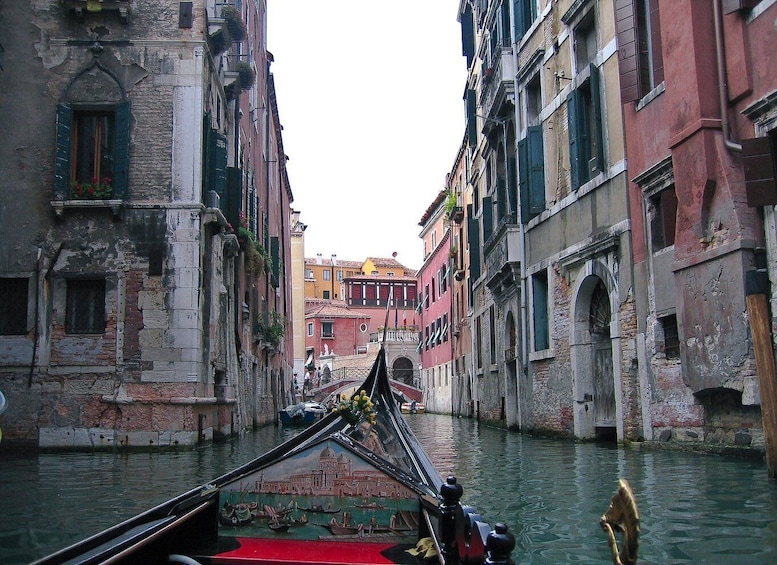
[304,301,370,363]
[618,0,777,444]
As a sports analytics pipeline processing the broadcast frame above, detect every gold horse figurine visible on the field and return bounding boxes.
[600,479,640,565]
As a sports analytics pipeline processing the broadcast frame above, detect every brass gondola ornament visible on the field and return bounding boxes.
[600,478,640,565]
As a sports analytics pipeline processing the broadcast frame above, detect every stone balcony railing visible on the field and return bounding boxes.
[369,329,419,343]
[480,47,515,119]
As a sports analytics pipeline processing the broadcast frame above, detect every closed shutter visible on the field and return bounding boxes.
[518,136,529,223]
[567,89,582,190]
[270,236,280,287]
[467,89,477,147]
[112,101,131,199]
[460,7,475,67]
[615,0,639,103]
[528,125,546,219]
[533,275,549,351]
[225,167,242,229]
[467,205,480,281]
[482,196,493,241]
[589,64,604,175]
[55,104,72,199]
[743,136,777,207]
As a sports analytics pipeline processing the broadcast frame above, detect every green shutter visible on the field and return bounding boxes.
[55,104,72,199]
[589,63,604,175]
[482,196,493,242]
[497,175,507,221]
[113,101,131,199]
[225,167,242,229]
[528,125,545,218]
[461,7,475,66]
[518,137,529,223]
[567,89,582,190]
[501,1,511,45]
[466,89,477,147]
[214,132,227,198]
[467,205,481,281]
[270,236,280,288]
[507,155,517,218]
[533,274,549,350]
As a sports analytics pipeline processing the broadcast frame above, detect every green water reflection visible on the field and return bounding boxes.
[1,416,776,564]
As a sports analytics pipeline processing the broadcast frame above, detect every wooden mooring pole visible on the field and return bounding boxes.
[745,270,777,478]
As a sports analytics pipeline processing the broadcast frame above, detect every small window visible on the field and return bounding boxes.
[322,321,334,338]
[323,270,331,281]
[322,290,330,299]
[307,322,313,337]
[0,278,29,335]
[336,270,343,281]
[359,323,368,332]
[532,271,550,350]
[574,10,596,71]
[526,73,542,127]
[650,185,677,251]
[66,278,106,334]
[305,269,314,278]
[661,314,680,359]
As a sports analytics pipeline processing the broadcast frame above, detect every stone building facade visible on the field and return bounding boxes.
[0,0,294,449]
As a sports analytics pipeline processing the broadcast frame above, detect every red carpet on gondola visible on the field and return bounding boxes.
[204,536,413,564]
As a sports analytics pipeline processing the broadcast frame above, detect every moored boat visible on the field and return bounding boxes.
[30,344,516,565]
[277,401,327,426]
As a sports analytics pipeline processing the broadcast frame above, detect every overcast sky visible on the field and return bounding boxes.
[267,1,466,271]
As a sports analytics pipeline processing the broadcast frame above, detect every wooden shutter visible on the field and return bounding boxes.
[528,125,546,218]
[743,137,777,207]
[113,101,131,199]
[514,0,527,40]
[55,104,72,199]
[482,196,493,241]
[467,205,481,281]
[649,0,663,85]
[518,136,530,223]
[461,6,475,67]
[466,89,477,147]
[270,236,280,287]
[590,64,604,175]
[225,167,242,229]
[567,88,582,190]
[615,0,639,103]
[501,0,511,46]
[507,155,517,217]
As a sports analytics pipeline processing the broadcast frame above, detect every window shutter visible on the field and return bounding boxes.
[55,104,73,199]
[567,89,582,190]
[589,64,604,175]
[467,205,481,280]
[514,0,526,40]
[649,0,663,85]
[461,7,475,67]
[743,137,777,207]
[214,132,227,198]
[270,236,280,287]
[113,101,131,199]
[518,136,529,223]
[497,174,507,221]
[225,167,242,229]
[615,0,639,103]
[507,155,517,217]
[501,0,511,46]
[528,124,546,218]
[482,195,493,241]
[466,89,478,147]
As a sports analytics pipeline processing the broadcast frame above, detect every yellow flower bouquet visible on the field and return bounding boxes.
[334,390,376,425]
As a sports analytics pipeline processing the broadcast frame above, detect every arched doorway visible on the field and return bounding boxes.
[391,357,414,386]
[504,311,519,428]
[571,267,619,441]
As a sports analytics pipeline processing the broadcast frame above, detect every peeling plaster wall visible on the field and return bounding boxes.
[0,1,245,449]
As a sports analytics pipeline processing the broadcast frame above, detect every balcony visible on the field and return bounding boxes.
[480,47,514,121]
[484,219,522,298]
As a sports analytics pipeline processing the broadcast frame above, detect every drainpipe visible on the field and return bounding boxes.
[712,0,742,153]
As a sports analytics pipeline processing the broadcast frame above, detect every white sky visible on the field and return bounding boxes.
[267,1,467,271]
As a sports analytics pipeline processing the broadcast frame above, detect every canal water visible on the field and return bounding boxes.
[1,415,776,564]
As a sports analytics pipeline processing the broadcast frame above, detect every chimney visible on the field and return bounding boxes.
[331,254,337,266]
[316,253,322,265]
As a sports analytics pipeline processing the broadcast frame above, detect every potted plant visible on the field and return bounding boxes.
[220,5,246,42]
[256,311,285,347]
[69,177,113,200]
[235,61,255,90]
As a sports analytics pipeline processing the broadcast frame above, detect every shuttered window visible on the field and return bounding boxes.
[743,135,777,207]
[519,125,546,223]
[467,205,481,281]
[66,279,106,334]
[55,102,130,200]
[0,278,29,335]
[615,0,663,103]
[568,64,604,190]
